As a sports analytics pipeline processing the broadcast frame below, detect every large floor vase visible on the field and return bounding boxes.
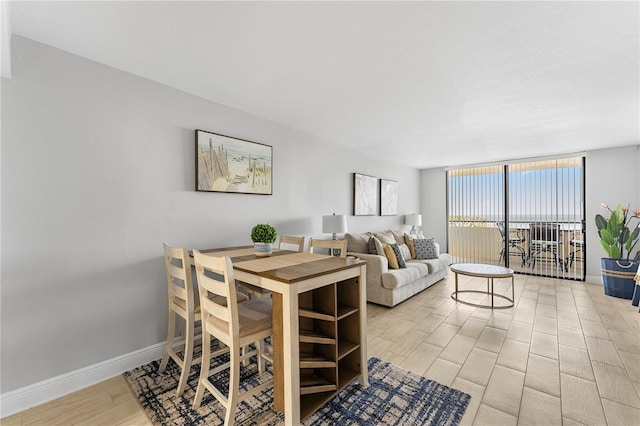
[601,258,639,299]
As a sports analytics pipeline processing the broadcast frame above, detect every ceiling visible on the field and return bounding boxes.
[6,1,639,169]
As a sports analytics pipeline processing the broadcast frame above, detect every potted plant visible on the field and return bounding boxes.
[251,223,277,257]
[595,203,640,299]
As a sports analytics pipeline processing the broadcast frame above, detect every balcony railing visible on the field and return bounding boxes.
[448,219,585,280]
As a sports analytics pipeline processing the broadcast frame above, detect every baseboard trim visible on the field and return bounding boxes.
[0,342,165,418]
[585,274,603,285]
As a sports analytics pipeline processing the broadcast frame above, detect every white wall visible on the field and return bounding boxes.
[585,145,640,282]
[420,145,640,283]
[419,167,447,247]
[0,36,420,393]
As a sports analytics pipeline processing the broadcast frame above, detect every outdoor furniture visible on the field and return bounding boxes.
[528,223,566,272]
[496,221,527,266]
[568,238,584,267]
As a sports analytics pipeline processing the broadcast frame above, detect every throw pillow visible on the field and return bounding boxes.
[390,229,406,246]
[389,243,407,268]
[373,231,396,245]
[382,244,400,269]
[367,236,377,254]
[372,236,386,257]
[414,237,438,260]
[404,234,416,259]
[398,243,411,261]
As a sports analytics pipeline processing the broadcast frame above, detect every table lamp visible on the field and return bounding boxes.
[323,213,347,256]
[405,214,422,236]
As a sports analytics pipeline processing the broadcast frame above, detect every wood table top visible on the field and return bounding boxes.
[198,246,365,284]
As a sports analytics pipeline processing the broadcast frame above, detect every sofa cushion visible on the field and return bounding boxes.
[382,244,400,269]
[367,237,377,254]
[389,243,406,268]
[398,243,411,260]
[345,232,371,254]
[414,237,438,259]
[381,266,422,289]
[404,234,417,259]
[406,255,449,274]
[373,231,395,245]
[389,229,406,246]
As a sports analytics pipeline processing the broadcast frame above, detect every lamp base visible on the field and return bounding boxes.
[410,226,417,237]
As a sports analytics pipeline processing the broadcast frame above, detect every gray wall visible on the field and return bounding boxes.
[420,145,640,283]
[0,37,420,393]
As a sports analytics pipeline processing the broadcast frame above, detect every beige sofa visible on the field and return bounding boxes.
[345,230,451,307]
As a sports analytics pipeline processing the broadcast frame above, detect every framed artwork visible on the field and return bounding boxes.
[195,129,272,195]
[353,173,378,216]
[380,179,398,216]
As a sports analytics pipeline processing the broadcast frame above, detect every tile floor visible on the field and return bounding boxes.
[4,272,639,425]
[367,272,640,425]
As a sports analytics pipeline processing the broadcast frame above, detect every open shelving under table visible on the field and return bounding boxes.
[200,247,368,425]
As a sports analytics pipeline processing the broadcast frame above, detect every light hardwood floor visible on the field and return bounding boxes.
[3,272,639,425]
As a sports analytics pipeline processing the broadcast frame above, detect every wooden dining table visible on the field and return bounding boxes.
[199,246,368,425]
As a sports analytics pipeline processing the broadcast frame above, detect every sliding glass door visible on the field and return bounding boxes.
[447,156,585,280]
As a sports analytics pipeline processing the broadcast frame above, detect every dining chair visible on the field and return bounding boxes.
[158,243,201,397]
[239,235,306,299]
[496,221,527,266]
[158,243,248,397]
[309,238,348,258]
[528,223,566,271]
[191,251,274,424]
[279,235,305,252]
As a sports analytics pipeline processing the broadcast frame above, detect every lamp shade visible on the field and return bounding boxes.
[405,214,422,227]
[322,214,347,234]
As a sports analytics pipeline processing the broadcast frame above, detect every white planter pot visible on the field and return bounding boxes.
[254,242,273,257]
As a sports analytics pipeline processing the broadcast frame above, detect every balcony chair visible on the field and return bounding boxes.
[568,238,584,267]
[158,243,247,397]
[496,221,527,267]
[192,251,274,424]
[309,238,348,258]
[528,223,566,272]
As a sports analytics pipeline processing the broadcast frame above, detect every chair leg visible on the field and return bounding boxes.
[256,339,264,375]
[225,346,240,426]
[176,314,195,397]
[158,310,176,373]
[192,331,211,409]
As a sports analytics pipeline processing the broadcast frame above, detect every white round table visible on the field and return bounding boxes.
[450,263,515,309]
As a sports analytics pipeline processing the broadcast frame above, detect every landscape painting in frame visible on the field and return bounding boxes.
[380,179,398,216]
[353,173,378,216]
[195,129,272,195]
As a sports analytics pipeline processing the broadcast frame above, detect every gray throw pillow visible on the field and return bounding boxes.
[389,243,406,268]
[367,236,377,254]
[414,238,438,260]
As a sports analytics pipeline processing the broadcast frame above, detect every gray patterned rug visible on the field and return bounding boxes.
[124,352,470,425]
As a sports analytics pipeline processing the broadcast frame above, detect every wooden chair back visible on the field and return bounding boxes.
[162,243,196,321]
[308,238,348,258]
[279,235,305,252]
[192,251,239,347]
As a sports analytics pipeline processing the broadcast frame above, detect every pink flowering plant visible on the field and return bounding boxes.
[595,203,640,260]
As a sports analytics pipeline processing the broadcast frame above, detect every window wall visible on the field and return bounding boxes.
[447,156,585,280]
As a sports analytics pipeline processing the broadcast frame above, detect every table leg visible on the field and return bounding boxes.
[511,275,515,305]
[272,293,284,412]
[281,287,300,426]
[454,272,459,301]
[491,278,494,308]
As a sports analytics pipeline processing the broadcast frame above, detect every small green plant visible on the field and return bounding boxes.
[595,203,640,260]
[250,223,277,244]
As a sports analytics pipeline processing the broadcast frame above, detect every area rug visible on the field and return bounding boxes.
[124,352,470,426]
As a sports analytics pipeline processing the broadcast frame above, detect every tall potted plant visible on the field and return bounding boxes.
[251,223,277,257]
[595,203,640,299]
